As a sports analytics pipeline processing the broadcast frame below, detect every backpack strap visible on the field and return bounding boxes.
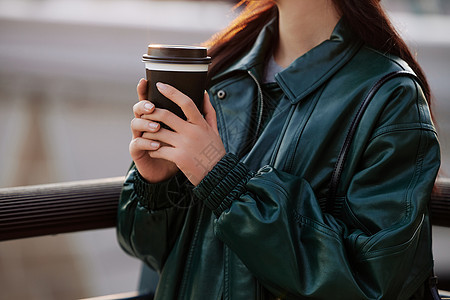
[326,70,422,216]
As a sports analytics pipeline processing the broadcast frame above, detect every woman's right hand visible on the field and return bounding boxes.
[129,78,179,183]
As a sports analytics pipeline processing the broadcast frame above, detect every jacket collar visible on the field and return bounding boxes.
[211,17,279,83]
[211,17,363,104]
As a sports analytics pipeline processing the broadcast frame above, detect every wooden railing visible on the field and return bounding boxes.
[0,177,123,241]
[430,177,450,227]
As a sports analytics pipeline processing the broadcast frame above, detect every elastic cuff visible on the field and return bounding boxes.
[193,153,251,217]
[133,168,193,210]
[133,168,164,210]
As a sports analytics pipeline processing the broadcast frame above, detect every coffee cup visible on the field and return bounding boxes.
[142,44,211,120]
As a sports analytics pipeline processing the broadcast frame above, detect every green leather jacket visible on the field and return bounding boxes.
[117,19,440,299]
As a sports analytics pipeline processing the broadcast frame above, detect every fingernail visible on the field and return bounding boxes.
[144,102,154,111]
[148,122,158,129]
[156,82,168,92]
[151,141,160,148]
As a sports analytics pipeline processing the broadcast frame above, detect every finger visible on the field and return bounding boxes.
[129,137,161,156]
[156,82,203,124]
[148,145,179,163]
[202,92,219,134]
[137,78,148,101]
[131,118,160,138]
[141,108,186,132]
[142,127,178,146]
[133,101,155,118]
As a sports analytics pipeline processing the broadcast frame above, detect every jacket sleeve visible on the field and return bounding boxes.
[116,165,193,271]
[193,81,441,299]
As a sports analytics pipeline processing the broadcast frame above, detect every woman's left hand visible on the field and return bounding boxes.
[141,82,226,186]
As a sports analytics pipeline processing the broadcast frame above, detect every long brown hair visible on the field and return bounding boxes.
[204,0,432,107]
[204,1,277,82]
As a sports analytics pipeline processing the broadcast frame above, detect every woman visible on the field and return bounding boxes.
[117,0,441,299]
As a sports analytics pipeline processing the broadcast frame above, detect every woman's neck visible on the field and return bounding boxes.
[274,0,341,68]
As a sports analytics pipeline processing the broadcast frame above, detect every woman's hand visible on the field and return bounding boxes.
[129,79,179,183]
[141,82,226,186]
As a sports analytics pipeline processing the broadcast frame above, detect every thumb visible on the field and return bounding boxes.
[137,78,148,101]
[202,92,219,134]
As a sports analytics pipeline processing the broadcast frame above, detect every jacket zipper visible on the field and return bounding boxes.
[256,280,263,300]
[247,70,264,147]
[178,205,206,297]
[223,246,230,300]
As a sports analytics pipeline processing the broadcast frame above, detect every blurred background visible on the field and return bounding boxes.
[0,0,449,299]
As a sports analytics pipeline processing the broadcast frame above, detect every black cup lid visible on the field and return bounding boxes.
[143,44,211,64]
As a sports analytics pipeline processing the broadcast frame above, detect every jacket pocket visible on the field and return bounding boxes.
[357,214,424,261]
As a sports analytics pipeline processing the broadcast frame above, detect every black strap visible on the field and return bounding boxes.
[429,275,442,300]
[325,70,440,299]
[326,70,422,215]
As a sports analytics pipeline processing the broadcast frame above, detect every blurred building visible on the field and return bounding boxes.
[0,1,234,298]
[386,0,450,14]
